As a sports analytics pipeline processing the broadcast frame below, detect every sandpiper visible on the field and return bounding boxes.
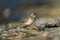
[20,12,36,28]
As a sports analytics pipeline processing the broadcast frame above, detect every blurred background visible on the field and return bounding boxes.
[0,0,60,24]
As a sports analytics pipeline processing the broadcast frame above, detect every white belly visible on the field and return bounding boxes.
[25,19,34,25]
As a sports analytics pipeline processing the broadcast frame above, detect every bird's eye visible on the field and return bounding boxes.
[32,13,36,15]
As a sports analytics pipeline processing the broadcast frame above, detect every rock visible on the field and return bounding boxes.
[33,17,59,30]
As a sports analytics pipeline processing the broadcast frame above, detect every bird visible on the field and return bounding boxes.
[20,12,37,28]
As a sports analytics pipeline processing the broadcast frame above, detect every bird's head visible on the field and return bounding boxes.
[31,12,36,18]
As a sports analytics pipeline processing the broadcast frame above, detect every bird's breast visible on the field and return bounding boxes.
[25,18,34,25]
